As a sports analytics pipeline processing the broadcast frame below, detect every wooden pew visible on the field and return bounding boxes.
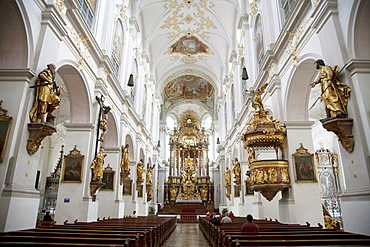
[199,217,370,247]
[0,216,177,247]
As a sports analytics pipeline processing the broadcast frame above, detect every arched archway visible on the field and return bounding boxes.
[285,59,318,121]
[0,0,28,68]
[124,134,135,161]
[104,111,118,147]
[58,65,90,123]
[352,1,370,59]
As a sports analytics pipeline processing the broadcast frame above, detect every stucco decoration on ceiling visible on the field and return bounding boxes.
[161,0,216,45]
[164,75,214,100]
[170,35,209,55]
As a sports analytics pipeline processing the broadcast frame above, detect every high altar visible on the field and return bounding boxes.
[164,110,213,206]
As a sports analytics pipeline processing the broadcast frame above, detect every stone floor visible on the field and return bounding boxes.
[163,222,209,247]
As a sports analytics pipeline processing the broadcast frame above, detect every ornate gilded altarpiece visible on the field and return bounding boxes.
[164,110,213,206]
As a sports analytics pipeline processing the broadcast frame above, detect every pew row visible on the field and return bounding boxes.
[0,216,177,247]
[199,217,370,247]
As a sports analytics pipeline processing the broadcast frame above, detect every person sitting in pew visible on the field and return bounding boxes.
[205,212,211,220]
[241,214,259,233]
[132,210,138,218]
[43,211,53,221]
[221,213,232,223]
[228,211,235,217]
[210,213,222,226]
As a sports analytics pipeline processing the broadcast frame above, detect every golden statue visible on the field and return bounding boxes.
[120,144,130,171]
[232,158,241,182]
[170,186,178,199]
[146,164,155,184]
[311,59,351,118]
[247,147,258,164]
[224,167,231,185]
[29,64,61,124]
[90,147,107,181]
[136,159,144,180]
[200,186,208,198]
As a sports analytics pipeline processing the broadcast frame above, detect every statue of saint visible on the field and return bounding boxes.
[29,64,61,124]
[225,167,231,185]
[120,144,130,171]
[146,164,155,184]
[311,59,351,118]
[136,159,144,180]
[90,147,106,181]
[232,158,241,181]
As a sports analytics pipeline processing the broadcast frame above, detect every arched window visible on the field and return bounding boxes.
[111,19,124,76]
[255,14,264,61]
[166,116,175,130]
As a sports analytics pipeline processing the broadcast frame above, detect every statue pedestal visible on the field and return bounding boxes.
[90,182,104,201]
[27,123,56,154]
[320,117,354,152]
[120,170,130,185]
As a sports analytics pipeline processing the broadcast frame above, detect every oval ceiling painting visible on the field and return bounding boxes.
[165,75,214,100]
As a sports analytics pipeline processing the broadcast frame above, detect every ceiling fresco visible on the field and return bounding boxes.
[164,75,214,100]
[170,35,209,55]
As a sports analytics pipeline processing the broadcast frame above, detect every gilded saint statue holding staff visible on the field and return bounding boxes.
[310,59,351,119]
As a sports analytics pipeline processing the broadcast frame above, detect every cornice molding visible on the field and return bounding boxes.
[0,69,35,82]
[41,4,68,41]
[64,122,94,131]
[346,59,370,75]
[311,0,338,33]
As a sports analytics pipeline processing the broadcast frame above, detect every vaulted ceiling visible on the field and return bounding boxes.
[137,0,243,124]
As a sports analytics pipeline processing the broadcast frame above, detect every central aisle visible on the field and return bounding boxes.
[164,222,209,247]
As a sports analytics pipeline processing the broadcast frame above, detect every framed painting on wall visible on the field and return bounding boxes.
[122,179,132,195]
[245,180,254,195]
[61,146,83,183]
[292,143,317,183]
[137,184,143,198]
[101,165,114,191]
[234,185,240,198]
[0,101,12,163]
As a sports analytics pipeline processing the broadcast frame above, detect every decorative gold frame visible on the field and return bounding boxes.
[137,184,143,198]
[245,180,254,196]
[0,101,12,163]
[122,179,132,195]
[101,165,114,191]
[292,143,317,183]
[61,146,84,183]
[234,185,240,198]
